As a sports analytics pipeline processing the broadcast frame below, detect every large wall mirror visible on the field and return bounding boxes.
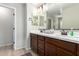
[47,3,79,30]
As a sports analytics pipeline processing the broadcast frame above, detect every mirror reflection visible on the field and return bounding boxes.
[47,3,79,30]
[31,3,79,30]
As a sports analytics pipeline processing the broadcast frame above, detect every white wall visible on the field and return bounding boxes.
[22,4,27,48]
[25,3,34,50]
[0,3,25,50]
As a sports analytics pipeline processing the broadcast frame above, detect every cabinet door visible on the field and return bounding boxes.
[38,40,44,56]
[45,42,56,56]
[77,44,79,56]
[45,37,76,54]
[38,39,44,50]
[30,33,37,53]
[56,47,75,56]
[38,48,44,56]
[38,35,45,56]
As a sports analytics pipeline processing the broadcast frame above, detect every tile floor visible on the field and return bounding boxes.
[0,45,37,56]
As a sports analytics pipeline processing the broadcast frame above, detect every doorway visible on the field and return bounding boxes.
[0,5,15,49]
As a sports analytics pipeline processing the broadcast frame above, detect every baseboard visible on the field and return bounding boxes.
[14,46,26,50]
[25,47,31,51]
[0,42,13,48]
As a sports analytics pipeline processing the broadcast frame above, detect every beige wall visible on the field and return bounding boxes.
[62,4,79,29]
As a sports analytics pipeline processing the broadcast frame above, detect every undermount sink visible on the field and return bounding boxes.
[40,29,54,34]
[43,32,54,34]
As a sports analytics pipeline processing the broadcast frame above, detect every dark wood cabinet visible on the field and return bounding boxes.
[77,44,79,55]
[38,39,44,50]
[38,35,45,56]
[45,37,56,56]
[45,42,56,56]
[30,33,38,54]
[38,48,44,56]
[53,39,76,54]
[45,37,76,56]
[56,47,75,56]
[30,33,77,56]
[45,37,76,54]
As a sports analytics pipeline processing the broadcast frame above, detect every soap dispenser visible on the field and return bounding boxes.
[68,28,75,37]
[70,28,74,36]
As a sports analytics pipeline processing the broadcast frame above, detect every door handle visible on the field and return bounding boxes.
[13,28,15,30]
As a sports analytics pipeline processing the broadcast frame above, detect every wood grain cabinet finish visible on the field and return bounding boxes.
[30,33,38,54]
[38,39,44,50]
[45,37,76,56]
[45,41,56,56]
[56,40,76,54]
[45,37,76,54]
[38,48,44,56]
[56,47,75,56]
[77,44,79,56]
[30,33,77,56]
[37,35,45,56]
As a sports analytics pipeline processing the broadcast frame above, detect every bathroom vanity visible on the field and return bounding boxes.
[29,3,79,56]
[30,31,79,56]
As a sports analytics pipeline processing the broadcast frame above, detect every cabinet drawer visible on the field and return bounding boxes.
[38,35,44,41]
[56,47,75,56]
[38,39,44,50]
[45,37,76,53]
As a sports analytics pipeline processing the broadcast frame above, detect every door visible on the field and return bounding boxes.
[0,6,15,47]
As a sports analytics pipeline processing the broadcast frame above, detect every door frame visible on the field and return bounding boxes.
[0,4,16,50]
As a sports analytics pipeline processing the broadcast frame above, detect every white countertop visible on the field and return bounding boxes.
[30,30,79,44]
